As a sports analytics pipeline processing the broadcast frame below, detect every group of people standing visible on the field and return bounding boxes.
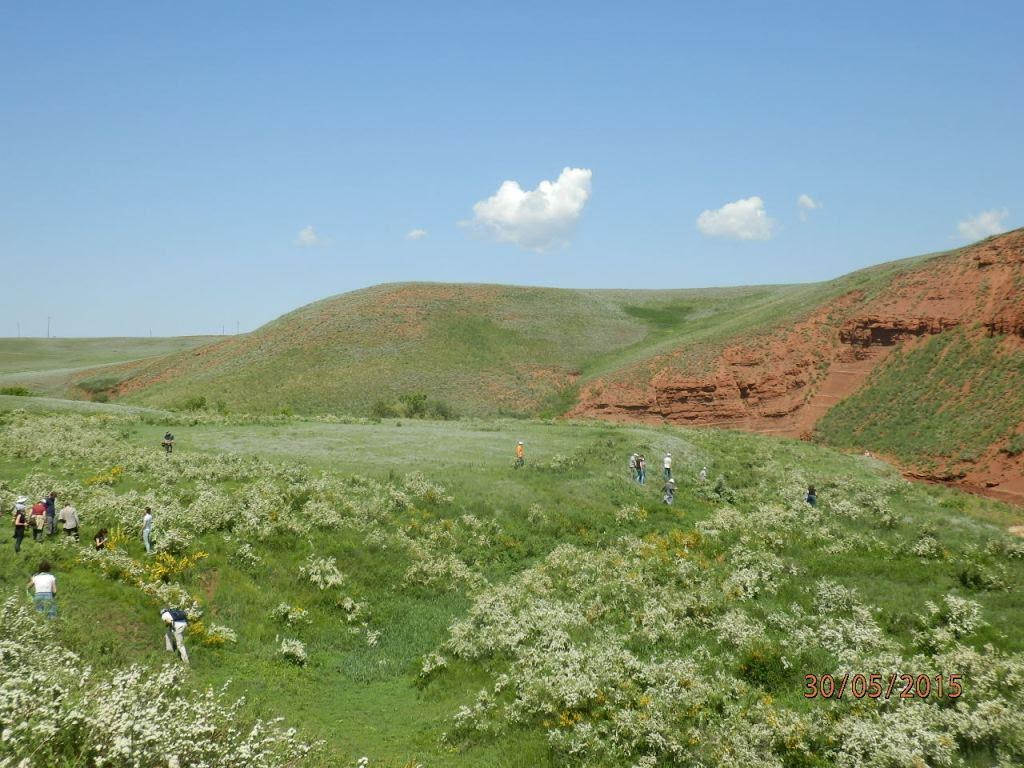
[629,452,679,504]
[12,492,80,552]
[10,489,183,660]
[12,493,156,556]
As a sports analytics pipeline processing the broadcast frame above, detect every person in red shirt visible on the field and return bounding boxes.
[30,500,46,543]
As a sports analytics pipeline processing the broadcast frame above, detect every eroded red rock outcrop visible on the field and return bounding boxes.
[572,229,1024,498]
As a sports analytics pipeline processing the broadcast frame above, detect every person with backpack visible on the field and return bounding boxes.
[13,502,27,553]
[142,507,154,554]
[44,491,57,536]
[30,499,46,542]
[637,455,647,485]
[27,560,57,618]
[662,478,676,505]
[161,607,190,664]
[629,453,638,481]
[162,432,175,454]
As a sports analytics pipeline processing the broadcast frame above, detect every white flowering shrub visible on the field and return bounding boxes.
[0,598,309,767]
[279,638,308,666]
[615,504,648,523]
[153,525,195,555]
[912,532,944,559]
[272,602,312,626]
[300,554,346,590]
[230,541,264,570]
[402,471,452,504]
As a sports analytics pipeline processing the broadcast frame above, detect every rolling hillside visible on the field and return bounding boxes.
[0,336,215,397]
[72,230,1024,497]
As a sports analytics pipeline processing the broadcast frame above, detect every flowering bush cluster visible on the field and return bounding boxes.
[0,598,309,767]
[279,637,309,666]
[428,476,1024,766]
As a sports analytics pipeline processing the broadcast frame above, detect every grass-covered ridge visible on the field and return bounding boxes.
[107,244,937,418]
[815,328,1024,471]
[0,336,216,399]
[1,405,1022,766]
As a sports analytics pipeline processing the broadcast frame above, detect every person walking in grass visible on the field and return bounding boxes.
[637,455,647,485]
[30,499,46,542]
[27,560,57,618]
[662,478,676,505]
[806,485,817,507]
[44,491,57,536]
[663,453,672,481]
[13,502,27,553]
[142,507,154,554]
[514,441,525,469]
[629,453,638,481]
[162,432,175,454]
[699,466,708,483]
[161,607,190,664]
[58,502,80,540]
[94,528,109,551]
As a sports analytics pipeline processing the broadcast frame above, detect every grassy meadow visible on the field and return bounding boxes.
[1,398,1022,767]
[0,336,215,398]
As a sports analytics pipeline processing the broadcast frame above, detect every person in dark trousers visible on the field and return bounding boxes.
[806,485,817,507]
[162,432,175,454]
[44,491,57,536]
[94,528,109,550]
[30,499,46,542]
[637,455,647,485]
[59,503,80,540]
[13,505,27,553]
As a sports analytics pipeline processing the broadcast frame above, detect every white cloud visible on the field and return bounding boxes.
[797,193,821,221]
[957,209,1010,241]
[295,225,323,247]
[696,196,778,240]
[406,228,428,240]
[470,167,592,251]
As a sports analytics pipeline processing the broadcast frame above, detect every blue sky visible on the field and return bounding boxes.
[2,1,1021,337]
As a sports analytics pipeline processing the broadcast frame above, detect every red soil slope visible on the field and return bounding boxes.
[572,229,1024,498]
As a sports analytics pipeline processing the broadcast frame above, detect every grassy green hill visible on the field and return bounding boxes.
[109,253,926,417]
[0,402,1022,766]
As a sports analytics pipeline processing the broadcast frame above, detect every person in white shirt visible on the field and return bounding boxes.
[699,466,708,482]
[58,504,80,540]
[28,560,57,618]
[161,608,190,664]
[142,507,154,554]
[663,453,672,481]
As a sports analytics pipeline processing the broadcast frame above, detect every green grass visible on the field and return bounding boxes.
[815,328,1024,470]
[0,336,215,397]
[104,246,939,418]
[1,410,1022,766]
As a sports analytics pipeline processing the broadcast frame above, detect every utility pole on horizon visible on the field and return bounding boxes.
[47,316,51,338]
